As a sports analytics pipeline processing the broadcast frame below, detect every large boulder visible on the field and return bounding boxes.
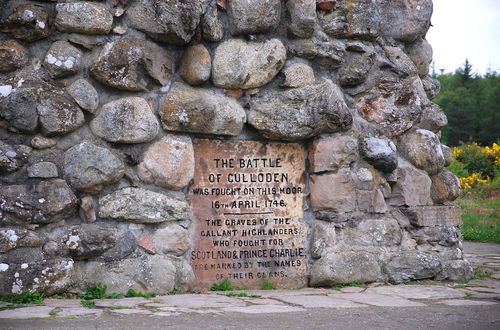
[288,36,345,69]
[63,224,117,260]
[405,38,433,77]
[248,79,352,140]
[160,82,246,136]
[4,4,51,41]
[388,159,432,207]
[0,40,28,73]
[384,251,442,283]
[400,129,445,175]
[227,0,281,35]
[379,0,433,42]
[98,188,190,224]
[67,79,99,113]
[431,170,461,204]
[310,168,356,214]
[179,44,211,86]
[286,0,316,39]
[43,41,82,79]
[138,135,194,190]
[201,4,224,42]
[90,97,159,144]
[37,90,85,136]
[90,39,174,92]
[63,141,125,194]
[308,134,357,173]
[0,228,43,253]
[127,0,210,44]
[55,2,113,35]
[212,39,286,89]
[342,218,402,247]
[359,137,398,173]
[152,223,191,257]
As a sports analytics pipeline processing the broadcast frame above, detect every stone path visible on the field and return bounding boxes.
[0,242,498,321]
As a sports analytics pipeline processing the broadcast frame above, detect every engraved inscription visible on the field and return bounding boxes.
[189,140,307,290]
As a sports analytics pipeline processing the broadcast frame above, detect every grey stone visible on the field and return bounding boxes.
[55,2,113,35]
[366,284,466,299]
[437,260,473,282]
[63,141,125,194]
[31,135,57,150]
[0,258,73,295]
[442,145,453,167]
[0,85,38,133]
[400,129,445,175]
[276,295,366,309]
[359,137,398,173]
[127,0,210,44]
[343,218,402,247]
[160,81,246,136]
[388,159,432,207]
[422,76,441,100]
[98,187,190,224]
[4,5,50,41]
[223,304,307,314]
[383,251,442,283]
[287,0,316,38]
[63,224,118,260]
[100,230,138,262]
[417,103,448,133]
[310,168,356,214]
[402,205,462,227]
[90,97,159,144]
[0,228,43,253]
[153,223,191,257]
[202,4,224,42]
[308,134,357,173]
[288,36,345,69]
[0,40,28,73]
[281,62,315,88]
[431,170,461,204]
[379,0,433,42]
[79,196,96,223]
[212,39,286,89]
[338,53,373,86]
[227,0,281,35]
[37,90,85,136]
[248,79,352,141]
[0,141,27,174]
[43,41,82,78]
[405,38,433,77]
[311,221,337,259]
[90,39,174,92]
[137,135,194,190]
[310,250,382,286]
[27,162,58,178]
[179,44,211,86]
[338,292,426,307]
[410,225,461,247]
[0,180,77,225]
[67,79,99,113]
[0,306,54,319]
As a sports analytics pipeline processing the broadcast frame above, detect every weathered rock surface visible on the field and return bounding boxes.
[248,79,352,140]
[152,223,190,256]
[201,4,224,42]
[63,141,125,194]
[0,228,43,253]
[212,39,286,89]
[0,40,28,72]
[90,97,159,144]
[127,0,210,44]
[401,129,445,175]
[160,82,246,136]
[0,258,74,295]
[388,159,432,207]
[27,162,58,178]
[308,134,357,173]
[310,168,356,214]
[227,0,281,35]
[311,221,337,259]
[431,170,461,204]
[441,145,453,167]
[410,225,460,247]
[90,40,174,92]
[179,44,211,86]
[359,137,398,173]
[4,5,50,41]
[31,136,57,150]
[406,38,433,77]
[343,218,402,247]
[0,142,27,174]
[310,250,382,286]
[379,0,433,42]
[44,41,82,78]
[422,76,441,100]
[0,179,77,224]
[437,260,473,282]
[287,0,316,38]
[67,79,99,113]
[98,188,190,223]
[281,62,315,88]
[417,104,447,133]
[338,53,373,86]
[138,135,194,190]
[37,90,85,136]
[55,2,113,35]
[63,224,117,260]
[384,251,442,283]
[288,36,345,68]
[402,205,462,227]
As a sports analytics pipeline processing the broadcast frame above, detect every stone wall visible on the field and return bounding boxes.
[0,0,472,295]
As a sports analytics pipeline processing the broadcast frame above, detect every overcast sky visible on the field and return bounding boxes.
[426,0,500,75]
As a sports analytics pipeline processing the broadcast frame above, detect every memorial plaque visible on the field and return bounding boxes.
[189,140,307,290]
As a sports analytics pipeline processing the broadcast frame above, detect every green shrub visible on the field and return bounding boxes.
[447,160,470,178]
[210,278,234,291]
[126,289,156,298]
[455,143,495,178]
[261,280,276,290]
[81,282,123,300]
[80,300,96,308]
[331,282,364,291]
[0,292,44,305]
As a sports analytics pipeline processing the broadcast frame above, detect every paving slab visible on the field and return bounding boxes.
[93,297,149,308]
[44,299,82,308]
[338,292,427,307]
[54,307,103,317]
[0,306,54,319]
[109,308,153,315]
[243,288,333,298]
[340,287,366,293]
[366,285,466,299]
[155,294,246,308]
[276,295,367,308]
[435,299,498,306]
[222,304,306,314]
[239,298,286,305]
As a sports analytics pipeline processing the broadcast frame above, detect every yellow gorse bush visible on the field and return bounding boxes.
[459,173,490,191]
[483,143,500,166]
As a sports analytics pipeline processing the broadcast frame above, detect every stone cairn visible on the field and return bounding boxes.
[0,0,471,295]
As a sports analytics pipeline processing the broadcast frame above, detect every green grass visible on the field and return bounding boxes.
[331,282,364,291]
[80,282,123,300]
[220,292,261,298]
[456,192,500,243]
[470,266,494,280]
[0,304,27,311]
[210,278,234,291]
[261,280,276,290]
[80,300,96,308]
[126,289,156,298]
[0,292,44,305]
